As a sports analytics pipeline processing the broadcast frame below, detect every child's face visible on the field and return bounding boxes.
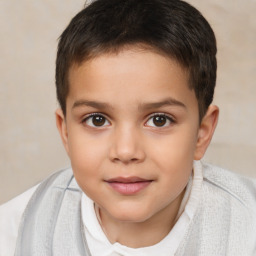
[57,47,215,224]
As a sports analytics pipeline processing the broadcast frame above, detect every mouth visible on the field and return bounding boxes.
[105,176,153,195]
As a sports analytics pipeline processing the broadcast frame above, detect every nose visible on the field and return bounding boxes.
[109,125,146,164]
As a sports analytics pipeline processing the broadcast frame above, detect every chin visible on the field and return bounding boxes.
[108,206,153,223]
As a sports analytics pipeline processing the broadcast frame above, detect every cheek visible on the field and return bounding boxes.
[148,128,197,188]
[67,132,107,179]
[151,132,197,165]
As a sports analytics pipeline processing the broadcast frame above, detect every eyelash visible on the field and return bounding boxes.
[82,113,110,127]
[81,112,175,128]
[145,113,175,128]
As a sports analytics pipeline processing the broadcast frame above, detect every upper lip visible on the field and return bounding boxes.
[106,176,152,183]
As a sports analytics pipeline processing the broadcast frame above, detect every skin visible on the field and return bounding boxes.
[56,47,219,248]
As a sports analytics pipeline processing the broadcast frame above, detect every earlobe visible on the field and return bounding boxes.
[194,105,219,160]
[55,108,69,155]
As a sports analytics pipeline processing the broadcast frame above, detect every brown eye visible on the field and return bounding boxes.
[84,114,110,127]
[92,115,105,126]
[153,115,167,127]
[145,114,173,128]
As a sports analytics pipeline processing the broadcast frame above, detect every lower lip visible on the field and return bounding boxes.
[107,181,152,195]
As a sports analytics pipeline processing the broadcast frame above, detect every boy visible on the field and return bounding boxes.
[1,0,256,255]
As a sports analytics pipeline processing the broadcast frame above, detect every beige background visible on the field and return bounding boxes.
[0,0,255,204]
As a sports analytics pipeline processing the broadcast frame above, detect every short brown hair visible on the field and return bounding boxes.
[56,0,217,121]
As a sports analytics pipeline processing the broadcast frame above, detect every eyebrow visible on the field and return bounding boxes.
[138,97,186,110]
[72,100,113,110]
[72,97,186,111]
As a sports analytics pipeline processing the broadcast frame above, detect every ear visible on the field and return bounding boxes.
[194,105,219,160]
[55,108,70,155]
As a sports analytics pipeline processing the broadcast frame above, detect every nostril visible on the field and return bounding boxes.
[108,135,146,163]
[112,156,141,164]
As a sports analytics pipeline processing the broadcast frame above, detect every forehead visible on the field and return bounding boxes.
[69,45,188,82]
[67,48,197,112]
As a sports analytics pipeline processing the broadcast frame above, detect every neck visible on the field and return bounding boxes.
[97,188,185,248]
